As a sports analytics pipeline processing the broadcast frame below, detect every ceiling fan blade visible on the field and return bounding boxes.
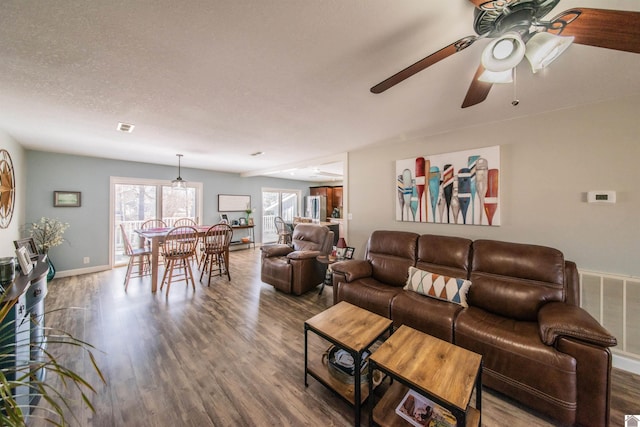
[371,36,477,94]
[461,64,493,108]
[550,8,640,53]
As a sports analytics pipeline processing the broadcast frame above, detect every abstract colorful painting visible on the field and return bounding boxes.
[396,146,500,226]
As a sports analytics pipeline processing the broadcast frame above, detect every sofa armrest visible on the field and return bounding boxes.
[330,260,372,282]
[261,244,294,258]
[287,250,322,260]
[538,302,617,347]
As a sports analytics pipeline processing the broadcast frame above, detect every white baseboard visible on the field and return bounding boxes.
[55,265,111,278]
[613,353,640,375]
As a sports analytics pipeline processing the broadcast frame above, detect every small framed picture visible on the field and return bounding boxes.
[13,238,39,260]
[345,247,355,259]
[220,213,229,224]
[15,246,33,274]
[54,191,81,207]
[247,217,254,226]
[239,217,247,226]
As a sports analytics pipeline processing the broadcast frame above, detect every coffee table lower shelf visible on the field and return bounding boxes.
[307,355,372,406]
[373,382,480,427]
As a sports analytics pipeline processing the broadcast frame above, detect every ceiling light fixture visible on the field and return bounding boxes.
[525,32,574,73]
[172,154,186,189]
[478,68,514,84]
[117,122,135,133]
[481,32,526,72]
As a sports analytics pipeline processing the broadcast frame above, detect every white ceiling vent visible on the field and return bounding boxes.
[117,122,135,133]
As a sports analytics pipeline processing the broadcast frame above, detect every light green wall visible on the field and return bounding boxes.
[0,131,25,259]
[347,95,640,277]
[25,151,313,272]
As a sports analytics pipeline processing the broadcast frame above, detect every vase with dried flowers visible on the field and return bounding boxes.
[27,217,69,281]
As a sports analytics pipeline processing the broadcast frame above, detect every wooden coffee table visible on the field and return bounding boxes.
[368,325,482,427]
[305,301,393,427]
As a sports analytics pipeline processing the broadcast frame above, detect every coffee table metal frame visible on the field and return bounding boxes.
[367,325,482,427]
[304,302,393,427]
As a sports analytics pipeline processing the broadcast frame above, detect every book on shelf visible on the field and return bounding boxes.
[395,389,457,427]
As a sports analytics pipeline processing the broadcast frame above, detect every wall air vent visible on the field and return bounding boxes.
[117,122,135,133]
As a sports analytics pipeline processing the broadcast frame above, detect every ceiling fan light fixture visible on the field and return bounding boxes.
[525,32,574,73]
[481,32,526,72]
[478,68,514,84]
[171,154,187,189]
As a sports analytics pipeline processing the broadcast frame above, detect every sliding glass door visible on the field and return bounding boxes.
[262,189,300,243]
[112,178,202,266]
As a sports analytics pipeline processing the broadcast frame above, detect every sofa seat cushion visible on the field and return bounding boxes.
[336,278,402,318]
[455,307,577,419]
[391,290,463,342]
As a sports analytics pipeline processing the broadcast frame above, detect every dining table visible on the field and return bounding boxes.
[134,225,225,293]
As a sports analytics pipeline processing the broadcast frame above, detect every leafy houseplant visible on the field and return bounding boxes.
[0,278,105,426]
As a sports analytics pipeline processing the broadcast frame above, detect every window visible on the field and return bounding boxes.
[111,177,203,266]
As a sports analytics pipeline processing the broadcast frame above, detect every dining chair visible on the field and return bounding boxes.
[274,216,292,245]
[199,224,233,286]
[173,218,198,227]
[160,226,199,296]
[120,224,152,291]
[141,219,168,262]
[141,219,167,230]
[173,218,200,264]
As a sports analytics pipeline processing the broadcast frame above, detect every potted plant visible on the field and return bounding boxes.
[244,205,255,221]
[0,279,105,426]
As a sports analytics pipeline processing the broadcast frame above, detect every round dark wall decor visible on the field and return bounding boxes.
[0,149,16,229]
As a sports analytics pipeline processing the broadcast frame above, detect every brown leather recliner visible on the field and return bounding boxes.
[261,223,334,295]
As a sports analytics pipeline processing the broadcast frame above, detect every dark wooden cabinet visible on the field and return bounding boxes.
[310,186,342,218]
[332,187,343,210]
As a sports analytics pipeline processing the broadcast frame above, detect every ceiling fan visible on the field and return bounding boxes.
[370,0,640,108]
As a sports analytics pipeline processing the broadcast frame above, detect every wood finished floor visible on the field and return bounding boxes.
[30,248,640,426]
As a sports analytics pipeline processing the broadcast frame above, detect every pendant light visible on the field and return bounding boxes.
[172,154,186,189]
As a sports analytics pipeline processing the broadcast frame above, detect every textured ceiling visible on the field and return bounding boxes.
[0,1,639,181]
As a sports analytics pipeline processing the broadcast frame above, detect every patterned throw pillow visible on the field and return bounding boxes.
[404,266,472,307]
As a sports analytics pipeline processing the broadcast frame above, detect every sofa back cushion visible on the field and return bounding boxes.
[366,230,419,287]
[416,234,472,279]
[469,239,566,321]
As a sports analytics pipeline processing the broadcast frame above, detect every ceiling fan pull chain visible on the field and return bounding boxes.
[512,67,519,106]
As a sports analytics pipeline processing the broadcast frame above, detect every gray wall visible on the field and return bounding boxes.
[25,151,313,272]
[347,95,640,277]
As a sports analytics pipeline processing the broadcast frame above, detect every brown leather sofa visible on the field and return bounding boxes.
[331,230,617,427]
[260,223,334,295]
